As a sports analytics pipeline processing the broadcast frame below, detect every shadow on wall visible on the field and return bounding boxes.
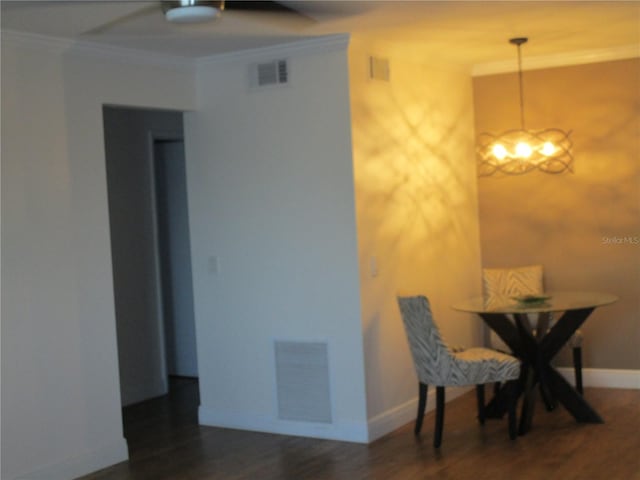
[351,58,482,418]
[353,93,477,270]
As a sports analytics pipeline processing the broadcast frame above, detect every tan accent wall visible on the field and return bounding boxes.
[349,36,483,420]
[473,58,640,369]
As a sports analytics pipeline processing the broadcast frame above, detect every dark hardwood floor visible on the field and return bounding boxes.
[79,379,640,480]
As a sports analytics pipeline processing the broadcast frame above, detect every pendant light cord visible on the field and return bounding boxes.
[517,42,525,130]
[510,37,528,130]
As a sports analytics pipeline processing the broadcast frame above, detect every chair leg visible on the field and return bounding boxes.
[506,380,517,440]
[476,384,485,425]
[414,382,428,435]
[434,386,445,448]
[573,347,583,395]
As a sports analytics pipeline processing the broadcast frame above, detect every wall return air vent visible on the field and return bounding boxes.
[274,340,332,423]
[250,59,289,88]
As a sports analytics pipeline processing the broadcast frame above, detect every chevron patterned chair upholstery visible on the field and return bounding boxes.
[397,295,521,448]
[482,265,584,394]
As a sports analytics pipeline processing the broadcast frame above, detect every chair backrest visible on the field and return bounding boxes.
[482,265,544,308]
[397,295,453,385]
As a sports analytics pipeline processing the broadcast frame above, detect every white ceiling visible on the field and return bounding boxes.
[2,1,639,68]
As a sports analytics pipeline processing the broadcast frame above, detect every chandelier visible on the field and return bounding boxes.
[477,37,574,177]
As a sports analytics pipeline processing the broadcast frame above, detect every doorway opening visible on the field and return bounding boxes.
[102,106,199,419]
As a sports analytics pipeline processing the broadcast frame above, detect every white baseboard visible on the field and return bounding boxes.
[367,386,473,442]
[198,369,639,448]
[199,406,369,443]
[10,438,129,480]
[199,388,473,445]
[557,367,640,389]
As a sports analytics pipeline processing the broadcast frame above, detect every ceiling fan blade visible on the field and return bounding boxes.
[225,1,314,21]
[83,4,158,36]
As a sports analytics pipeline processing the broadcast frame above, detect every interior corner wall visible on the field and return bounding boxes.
[473,58,640,370]
[184,38,369,442]
[348,37,483,439]
[1,35,195,479]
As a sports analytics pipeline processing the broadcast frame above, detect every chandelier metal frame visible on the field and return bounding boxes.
[477,37,574,177]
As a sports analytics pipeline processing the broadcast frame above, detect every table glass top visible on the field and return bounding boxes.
[452,291,618,314]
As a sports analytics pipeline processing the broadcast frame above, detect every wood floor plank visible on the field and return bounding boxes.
[77,379,640,480]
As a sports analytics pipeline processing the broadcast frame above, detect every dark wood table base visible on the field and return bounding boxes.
[479,308,603,435]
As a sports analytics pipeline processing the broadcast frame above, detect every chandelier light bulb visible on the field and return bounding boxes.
[515,142,532,158]
[541,142,556,156]
[492,144,508,160]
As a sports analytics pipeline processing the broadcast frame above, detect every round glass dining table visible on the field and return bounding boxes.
[452,291,618,435]
[452,291,618,315]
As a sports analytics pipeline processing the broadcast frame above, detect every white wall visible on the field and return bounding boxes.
[1,33,195,480]
[185,36,369,441]
[1,28,482,478]
[348,37,483,439]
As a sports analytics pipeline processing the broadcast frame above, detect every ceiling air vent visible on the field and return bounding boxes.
[250,59,289,89]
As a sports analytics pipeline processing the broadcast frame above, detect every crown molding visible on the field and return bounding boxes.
[68,40,196,72]
[2,29,348,72]
[1,30,196,72]
[9,28,632,78]
[473,44,640,77]
[2,29,72,54]
[195,34,350,69]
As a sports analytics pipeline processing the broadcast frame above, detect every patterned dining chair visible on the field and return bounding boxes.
[482,265,584,394]
[397,295,520,448]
